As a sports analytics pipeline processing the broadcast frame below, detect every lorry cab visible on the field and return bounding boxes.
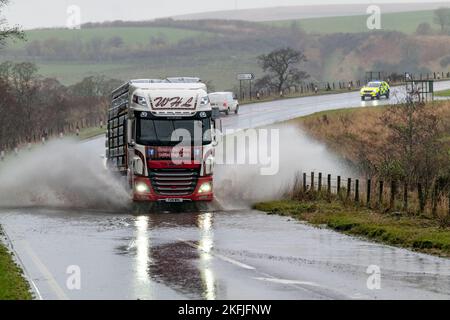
[107,79,218,203]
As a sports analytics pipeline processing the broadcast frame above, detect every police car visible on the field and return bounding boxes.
[360,81,390,101]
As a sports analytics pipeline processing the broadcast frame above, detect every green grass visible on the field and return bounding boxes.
[436,89,450,97]
[254,200,450,257]
[4,50,260,88]
[7,26,214,49]
[0,228,32,300]
[266,10,438,34]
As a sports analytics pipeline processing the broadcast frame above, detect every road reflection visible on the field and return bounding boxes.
[131,211,218,299]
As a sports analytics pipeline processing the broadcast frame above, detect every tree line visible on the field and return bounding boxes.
[0,61,122,149]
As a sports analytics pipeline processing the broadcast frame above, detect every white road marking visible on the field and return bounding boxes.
[20,241,69,300]
[254,277,321,287]
[178,238,255,270]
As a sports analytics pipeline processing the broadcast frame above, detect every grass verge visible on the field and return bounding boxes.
[254,199,450,257]
[0,228,32,300]
[436,89,450,97]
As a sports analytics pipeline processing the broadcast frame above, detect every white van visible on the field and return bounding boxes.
[208,92,239,115]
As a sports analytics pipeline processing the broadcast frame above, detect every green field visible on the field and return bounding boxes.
[436,89,450,97]
[23,50,261,89]
[267,10,438,34]
[7,26,214,49]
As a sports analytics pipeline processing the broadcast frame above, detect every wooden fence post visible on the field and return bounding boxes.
[303,173,307,192]
[431,182,438,217]
[448,191,450,217]
[418,183,425,213]
[327,174,331,195]
[318,173,322,191]
[311,172,315,191]
[347,178,352,199]
[390,180,397,210]
[366,179,371,208]
[337,176,341,194]
[403,182,408,212]
[355,179,360,203]
[378,181,384,207]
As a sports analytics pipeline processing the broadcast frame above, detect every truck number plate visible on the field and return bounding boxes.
[165,198,184,203]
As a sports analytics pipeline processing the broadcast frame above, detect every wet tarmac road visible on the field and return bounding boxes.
[1,84,450,300]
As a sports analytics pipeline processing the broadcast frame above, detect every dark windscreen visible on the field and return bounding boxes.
[137,118,212,146]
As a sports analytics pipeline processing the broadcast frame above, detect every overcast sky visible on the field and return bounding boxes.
[2,0,443,29]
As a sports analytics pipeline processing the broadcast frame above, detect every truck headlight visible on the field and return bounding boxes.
[135,182,150,194]
[198,182,212,194]
[133,95,148,107]
[200,96,209,106]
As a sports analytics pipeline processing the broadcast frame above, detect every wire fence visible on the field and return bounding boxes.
[296,171,450,218]
[241,71,450,101]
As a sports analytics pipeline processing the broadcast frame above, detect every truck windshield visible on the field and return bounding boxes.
[137,118,212,146]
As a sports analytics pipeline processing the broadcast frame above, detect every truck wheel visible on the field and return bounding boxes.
[361,96,365,101]
[225,108,230,115]
[376,94,380,100]
[386,91,390,99]
[235,105,239,114]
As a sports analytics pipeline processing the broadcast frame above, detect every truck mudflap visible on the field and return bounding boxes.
[132,176,213,202]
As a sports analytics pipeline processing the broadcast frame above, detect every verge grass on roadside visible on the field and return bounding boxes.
[0,228,32,300]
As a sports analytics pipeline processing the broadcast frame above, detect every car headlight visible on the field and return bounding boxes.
[198,182,212,194]
[135,182,150,194]
[200,96,209,106]
[133,95,148,107]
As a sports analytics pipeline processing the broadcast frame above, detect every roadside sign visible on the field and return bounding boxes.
[237,73,254,81]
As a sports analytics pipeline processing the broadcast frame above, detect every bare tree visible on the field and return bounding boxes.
[0,0,24,48]
[434,7,450,32]
[257,47,309,93]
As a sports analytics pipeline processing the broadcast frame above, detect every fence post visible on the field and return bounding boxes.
[327,174,331,195]
[347,178,352,199]
[448,191,450,217]
[390,180,397,210]
[318,172,322,191]
[431,182,438,217]
[355,179,360,203]
[378,181,384,207]
[303,173,307,192]
[337,176,341,194]
[311,172,315,191]
[403,182,408,212]
[366,179,371,208]
[418,183,425,214]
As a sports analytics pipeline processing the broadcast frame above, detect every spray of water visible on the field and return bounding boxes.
[0,138,130,210]
[0,123,353,212]
[214,122,355,209]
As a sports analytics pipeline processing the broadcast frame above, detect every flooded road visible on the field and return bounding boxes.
[1,208,449,299]
[1,85,450,300]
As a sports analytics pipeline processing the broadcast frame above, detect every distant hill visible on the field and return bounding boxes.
[172,2,449,22]
[2,8,449,89]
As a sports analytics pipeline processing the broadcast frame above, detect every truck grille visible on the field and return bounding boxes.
[149,168,199,196]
